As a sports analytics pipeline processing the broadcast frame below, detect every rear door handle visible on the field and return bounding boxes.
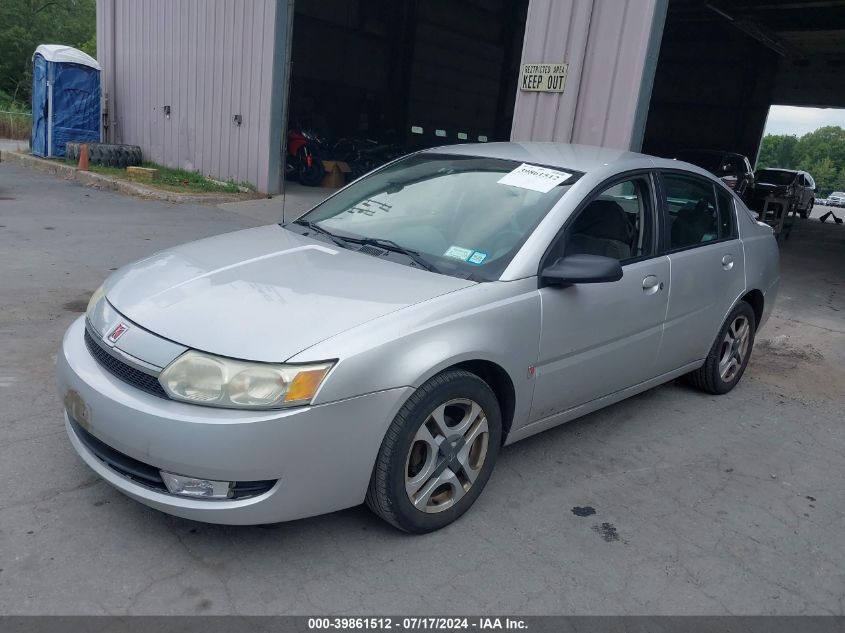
[722,254,734,270]
[642,275,662,295]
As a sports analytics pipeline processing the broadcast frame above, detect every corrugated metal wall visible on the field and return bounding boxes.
[96,0,666,191]
[512,0,667,150]
[96,0,287,193]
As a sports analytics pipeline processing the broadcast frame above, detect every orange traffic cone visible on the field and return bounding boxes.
[78,144,89,171]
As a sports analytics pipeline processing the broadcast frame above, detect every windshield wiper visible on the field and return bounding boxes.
[292,220,349,248]
[293,221,441,274]
[347,236,442,274]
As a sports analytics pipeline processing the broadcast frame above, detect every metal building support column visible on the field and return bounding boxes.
[512,0,667,151]
[96,0,117,143]
[272,0,295,197]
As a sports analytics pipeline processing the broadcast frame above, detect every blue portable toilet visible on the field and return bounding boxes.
[31,45,101,158]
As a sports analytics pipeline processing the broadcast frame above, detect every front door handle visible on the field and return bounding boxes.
[722,254,735,270]
[642,275,662,295]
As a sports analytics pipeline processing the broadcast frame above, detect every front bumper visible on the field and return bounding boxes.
[58,316,412,524]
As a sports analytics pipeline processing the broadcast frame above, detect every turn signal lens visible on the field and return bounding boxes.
[285,367,332,404]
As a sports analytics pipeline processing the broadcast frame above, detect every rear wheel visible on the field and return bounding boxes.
[366,369,502,533]
[686,301,756,395]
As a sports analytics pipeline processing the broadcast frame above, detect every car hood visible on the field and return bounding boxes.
[104,225,475,362]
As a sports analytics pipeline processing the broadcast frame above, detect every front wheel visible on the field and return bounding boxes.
[686,301,756,394]
[297,148,325,187]
[800,198,814,219]
[366,370,502,533]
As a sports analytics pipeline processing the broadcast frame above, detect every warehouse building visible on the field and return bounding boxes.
[95,0,845,194]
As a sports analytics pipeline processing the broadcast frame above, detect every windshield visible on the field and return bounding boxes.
[292,153,576,280]
[756,169,796,186]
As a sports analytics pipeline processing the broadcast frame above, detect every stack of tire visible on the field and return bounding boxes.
[66,142,143,168]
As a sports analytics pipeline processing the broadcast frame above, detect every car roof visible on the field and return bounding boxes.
[419,141,729,187]
[426,142,649,173]
[678,149,727,156]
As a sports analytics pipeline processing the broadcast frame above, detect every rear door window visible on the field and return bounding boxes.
[715,189,736,239]
[662,173,720,250]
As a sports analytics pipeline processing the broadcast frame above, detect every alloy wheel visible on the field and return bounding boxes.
[404,398,490,513]
[718,315,750,382]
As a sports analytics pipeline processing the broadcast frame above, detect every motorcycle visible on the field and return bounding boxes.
[286,128,325,187]
[332,137,404,181]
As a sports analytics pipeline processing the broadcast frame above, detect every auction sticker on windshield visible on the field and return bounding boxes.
[498,163,571,193]
[444,246,474,261]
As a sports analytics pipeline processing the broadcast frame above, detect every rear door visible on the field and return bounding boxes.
[658,172,746,372]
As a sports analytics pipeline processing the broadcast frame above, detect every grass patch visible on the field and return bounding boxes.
[68,159,249,194]
[0,93,32,141]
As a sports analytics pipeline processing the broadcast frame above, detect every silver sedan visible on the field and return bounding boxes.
[58,143,780,532]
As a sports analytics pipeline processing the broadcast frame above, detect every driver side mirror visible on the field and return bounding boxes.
[541,254,623,286]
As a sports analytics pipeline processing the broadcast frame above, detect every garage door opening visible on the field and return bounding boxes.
[641,0,845,167]
[756,104,845,197]
[284,0,528,187]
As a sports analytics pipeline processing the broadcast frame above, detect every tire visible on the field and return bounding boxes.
[366,369,502,533]
[801,198,814,219]
[686,301,756,395]
[88,144,102,165]
[65,142,143,168]
[297,148,325,187]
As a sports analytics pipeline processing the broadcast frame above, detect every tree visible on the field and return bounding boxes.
[0,0,96,107]
[756,134,798,170]
[793,126,845,170]
[804,157,837,196]
[756,125,845,196]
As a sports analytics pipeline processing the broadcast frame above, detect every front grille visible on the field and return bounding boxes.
[84,328,169,399]
[69,416,277,500]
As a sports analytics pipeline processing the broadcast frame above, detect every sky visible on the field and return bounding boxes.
[763,105,845,137]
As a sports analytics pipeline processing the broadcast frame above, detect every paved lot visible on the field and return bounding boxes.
[1,163,843,615]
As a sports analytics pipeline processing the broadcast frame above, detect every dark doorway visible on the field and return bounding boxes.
[287,0,528,157]
[642,0,845,165]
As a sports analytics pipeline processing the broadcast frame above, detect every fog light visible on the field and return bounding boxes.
[160,471,233,499]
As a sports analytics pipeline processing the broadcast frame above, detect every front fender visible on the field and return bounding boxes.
[292,279,542,434]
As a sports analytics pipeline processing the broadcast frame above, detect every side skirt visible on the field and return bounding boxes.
[505,360,703,445]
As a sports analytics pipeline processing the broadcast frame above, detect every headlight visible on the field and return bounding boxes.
[85,284,118,338]
[158,350,334,409]
[86,285,106,316]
